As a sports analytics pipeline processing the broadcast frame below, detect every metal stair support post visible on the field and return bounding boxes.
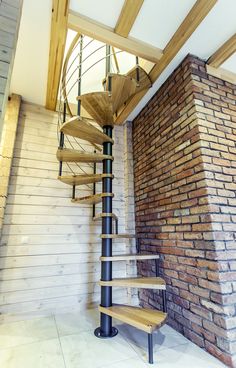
[148,333,154,364]
[94,44,118,338]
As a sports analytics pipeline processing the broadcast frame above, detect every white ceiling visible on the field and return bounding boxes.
[10,0,236,121]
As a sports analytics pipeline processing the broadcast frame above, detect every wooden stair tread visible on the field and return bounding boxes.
[103,73,137,113]
[58,174,113,186]
[126,66,152,92]
[99,304,167,333]
[60,116,113,145]
[78,92,113,127]
[72,193,114,204]
[99,277,166,290]
[100,254,160,261]
[93,213,118,221]
[57,148,113,163]
[100,233,136,239]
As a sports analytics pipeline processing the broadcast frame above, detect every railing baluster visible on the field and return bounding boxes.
[58,101,66,177]
[136,56,140,86]
[93,150,96,218]
[77,35,83,116]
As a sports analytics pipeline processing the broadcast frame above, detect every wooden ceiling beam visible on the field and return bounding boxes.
[115,0,144,37]
[68,12,163,63]
[115,0,218,124]
[207,33,236,68]
[46,0,69,111]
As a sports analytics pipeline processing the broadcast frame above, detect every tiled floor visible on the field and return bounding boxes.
[0,308,227,368]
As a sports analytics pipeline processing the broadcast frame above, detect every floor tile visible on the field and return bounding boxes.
[105,357,148,368]
[0,338,65,368]
[55,308,99,336]
[60,330,138,368]
[150,343,227,367]
[0,316,58,350]
[116,322,189,357]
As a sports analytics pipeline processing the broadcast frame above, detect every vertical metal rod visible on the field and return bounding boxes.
[162,290,167,313]
[148,333,154,364]
[115,218,118,234]
[59,101,66,176]
[72,185,76,200]
[77,35,83,116]
[136,238,140,253]
[92,150,96,218]
[155,259,159,277]
[106,45,112,96]
[105,44,111,75]
[136,56,140,84]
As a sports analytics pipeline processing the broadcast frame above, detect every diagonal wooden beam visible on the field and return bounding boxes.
[115,0,218,124]
[115,0,144,37]
[46,0,69,111]
[207,33,236,68]
[68,12,163,63]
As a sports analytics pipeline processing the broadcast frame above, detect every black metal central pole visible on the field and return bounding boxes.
[94,126,118,338]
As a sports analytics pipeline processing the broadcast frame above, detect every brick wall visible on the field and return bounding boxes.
[132,54,236,367]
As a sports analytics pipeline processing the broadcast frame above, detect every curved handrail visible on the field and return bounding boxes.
[57,33,136,188]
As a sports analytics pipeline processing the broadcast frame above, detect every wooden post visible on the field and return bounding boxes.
[0,94,21,233]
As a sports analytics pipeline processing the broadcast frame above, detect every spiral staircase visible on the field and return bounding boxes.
[56,35,167,364]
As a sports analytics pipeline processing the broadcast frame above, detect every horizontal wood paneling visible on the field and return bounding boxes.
[0,102,135,320]
[0,0,22,121]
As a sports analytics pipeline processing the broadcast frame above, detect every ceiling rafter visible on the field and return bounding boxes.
[68,11,163,63]
[115,0,218,124]
[115,0,144,37]
[46,0,69,110]
[207,33,236,68]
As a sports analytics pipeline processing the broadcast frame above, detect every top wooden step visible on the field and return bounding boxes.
[103,73,137,112]
[99,304,167,333]
[126,66,152,92]
[77,74,137,126]
[60,116,113,146]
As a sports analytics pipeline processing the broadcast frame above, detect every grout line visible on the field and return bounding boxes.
[53,314,67,368]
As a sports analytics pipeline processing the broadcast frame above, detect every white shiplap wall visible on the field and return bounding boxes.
[0,102,136,322]
[0,0,22,134]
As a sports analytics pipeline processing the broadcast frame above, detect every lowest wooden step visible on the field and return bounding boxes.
[60,116,113,146]
[72,193,114,204]
[99,277,166,290]
[99,304,167,333]
[100,254,159,261]
[56,148,113,163]
[58,174,113,186]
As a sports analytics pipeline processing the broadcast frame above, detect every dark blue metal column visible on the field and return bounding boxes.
[94,125,118,338]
